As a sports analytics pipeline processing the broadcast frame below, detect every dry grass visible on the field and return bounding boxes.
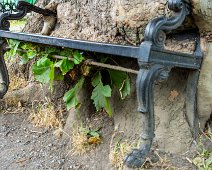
[71,126,90,155]
[109,129,180,170]
[148,151,181,170]
[4,96,22,108]
[9,74,28,92]
[29,100,62,128]
[109,139,140,170]
[70,124,101,156]
[192,127,212,170]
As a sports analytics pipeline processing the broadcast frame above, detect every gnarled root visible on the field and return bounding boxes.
[198,42,212,129]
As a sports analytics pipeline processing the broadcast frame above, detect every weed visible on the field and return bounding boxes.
[71,124,101,155]
[9,74,28,92]
[9,18,27,32]
[193,128,212,170]
[109,133,140,170]
[29,99,62,128]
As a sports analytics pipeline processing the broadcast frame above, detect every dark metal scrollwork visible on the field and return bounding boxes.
[0,2,17,13]
[0,40,9,98]
[144,0,191,48]
[125,0,194,168]
[0,1,56,30]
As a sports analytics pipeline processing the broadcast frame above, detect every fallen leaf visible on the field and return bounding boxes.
[168,90,179,101]
[88,136,101,145]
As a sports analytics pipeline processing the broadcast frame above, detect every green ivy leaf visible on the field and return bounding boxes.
[54,72,64,81]
[91,72,112,116]
[73,50,84,64]
[6,39,20,57]
[27,50,37,59]
[12,40,20,56]
[63,77,85,110]
[88,131,100,137]
[32,57,53,84]
[59,48,72,57]
[108,70,131,99]
[45,46,60,54]
[120,76,131,99]
[108,70,127,88]
[54,58,74,75]
[49,65,55,92]
[20,54,29,65]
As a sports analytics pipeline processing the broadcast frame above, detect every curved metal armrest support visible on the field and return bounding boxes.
[0,1,56,30]
[124,0,202,168]
[0,40,9,98]
[124,65,169,168]
[144,0,191,48]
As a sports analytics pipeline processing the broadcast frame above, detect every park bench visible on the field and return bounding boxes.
[0,0,203,168]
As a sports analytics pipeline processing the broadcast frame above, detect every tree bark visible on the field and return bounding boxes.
[22,0,212,156]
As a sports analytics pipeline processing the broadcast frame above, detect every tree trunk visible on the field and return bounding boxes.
[22,0,212,168]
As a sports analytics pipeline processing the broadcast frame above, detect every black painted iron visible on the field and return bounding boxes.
[0,39,9,98]
[0,0,203,168]
[124,0,202,168]
[0,1,56,30]
[0,1,17,13]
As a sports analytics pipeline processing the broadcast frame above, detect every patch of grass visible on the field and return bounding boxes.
[29,99,62,128]
[109,139,140,170]
[109,129,180,170]
[193,128,212,170]
[9,18,27,32]
[71,124,101,155]
[9,74,28,91]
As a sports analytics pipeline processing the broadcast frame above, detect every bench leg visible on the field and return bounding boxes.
[124,64,169,168]
[0,40,9,98]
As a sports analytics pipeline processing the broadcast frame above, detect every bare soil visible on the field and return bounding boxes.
[0,104,199,170]
[0,109,87,170]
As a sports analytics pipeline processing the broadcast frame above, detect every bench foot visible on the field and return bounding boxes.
[124,65,169,168]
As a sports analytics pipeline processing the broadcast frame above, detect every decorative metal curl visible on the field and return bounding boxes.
[0,2,17,13]
[0,1,56,30]
[144,0,191,47]
[0,40,9,98]
[124,65,170,168]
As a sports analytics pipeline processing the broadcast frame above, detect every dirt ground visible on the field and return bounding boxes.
[0,109,88,170]
[0,104,202,170]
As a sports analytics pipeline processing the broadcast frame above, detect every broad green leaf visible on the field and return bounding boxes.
[88,131,100,137]
[32,57,53,84]
[73,50,84,64]
[49,65,55,92]
[91,72,112,115]
[120,76,131,99]
[108,70,127,88]
[6,39,20,57]
[12,40,20,56]
[54,72,64,81]
[104,97,112,116]
[100,56,108,63]
[91,72,102,87]
[108,70,131,99]
[45,46,60,54]
[20,54,29,65]
[63,77,85,110]
[59,48,72,57]
[64,88,79,110]
[21,43,35,50]
[54,58,74,75]
[27,50,37,59]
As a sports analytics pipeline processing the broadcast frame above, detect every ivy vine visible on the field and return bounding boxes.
[5,39,131,116]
